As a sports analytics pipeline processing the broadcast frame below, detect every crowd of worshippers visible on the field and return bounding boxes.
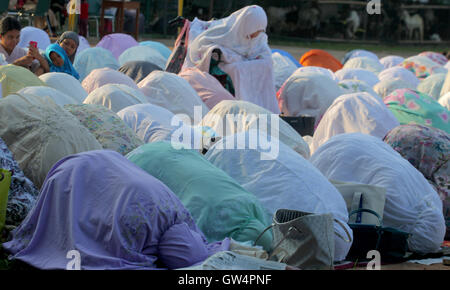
[0,5,449,270]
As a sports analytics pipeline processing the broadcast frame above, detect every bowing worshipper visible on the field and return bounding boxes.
[277,72,343,128]
[127,142,273,251]
[201,100,310,159]
[299,49,343,72]
[81,67,139,94]
[378,66,420,88]
[138,71,209,121]
[2,150,230,269]
[272,51,298,91]
[342,56,384,75]
[0,137,39,227]
[384,89,449,134]
[118,46,167,70]
[83,83,148,113]
[39,72,88,103]
[0,64,46,97]
[74,47,119,81]
[380,55,405,69]
[0,91,103,189]
[417,73,447,101]
[96,33,139,60]
[182,5,280,113]
[204,131,353,262]
[64,104,144,156]
[310,92,399,154]
[118,61,163,84]
[335,68,380,87]
[310,133,446,254]
[384,124,449,240]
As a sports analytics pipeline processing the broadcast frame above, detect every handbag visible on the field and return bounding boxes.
[255,209,352,270]
[0,169,12,232]
[330,180,386,225]
[165,18,190,74]
[346,208,410,262]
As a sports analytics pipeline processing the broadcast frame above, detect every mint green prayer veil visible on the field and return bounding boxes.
[127,142,272,250]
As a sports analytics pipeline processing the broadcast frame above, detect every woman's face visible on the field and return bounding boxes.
[50,51,64,67]
[0,29,20,52]
[60,38,77,57]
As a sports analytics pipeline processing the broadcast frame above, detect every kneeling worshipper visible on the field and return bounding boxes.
[96,33,139,60]
[205,131,353,262]
[17,86,80,107]
[64,104,143,156]
[83,83,148,113]
[0,137,39,227]
[81,67,139,94]
[127,142,273,251]
[0,92,102,188]
[74,47,119,81]
[117,103,204,151]
[384,88,449,134]
[118,45,167,70]
[277,73,342,128]
[310,133,446,254]
[118,61,162,84]
[138,71,209,122]
[200,100,310,158]
[182,5,280,113]
[0,64,45,97]
[299,49,343,72]
[310,92,399,154]
[2,150,233,269]
[384,124,449,240]
[39,72,88,103]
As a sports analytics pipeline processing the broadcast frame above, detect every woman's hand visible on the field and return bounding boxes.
[27,44,40,59]
[28,44,50,73]
[13,54,34,67]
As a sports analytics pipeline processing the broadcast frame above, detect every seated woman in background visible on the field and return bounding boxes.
[0,17,48,75]
[43,43,80,79]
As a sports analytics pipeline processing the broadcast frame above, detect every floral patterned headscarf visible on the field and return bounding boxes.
[384,124,449,237]
[64,104,143,155]
[0,138,39,227]
[400,57,447,80]
[384,89,449,134]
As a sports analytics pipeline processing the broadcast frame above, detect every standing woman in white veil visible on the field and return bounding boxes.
[182,5,280,114]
